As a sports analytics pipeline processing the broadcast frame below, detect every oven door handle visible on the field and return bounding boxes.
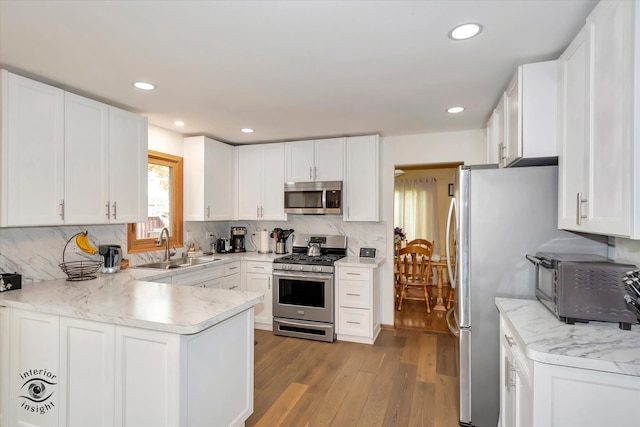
[272,270,334,280]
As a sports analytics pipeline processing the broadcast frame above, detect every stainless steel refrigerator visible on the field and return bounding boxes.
[444,165,606,427]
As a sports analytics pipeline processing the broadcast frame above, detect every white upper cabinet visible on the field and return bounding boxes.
[1,70,65,227]
[184,136,236,221]
[0,70,147,227]
[238,143,286,221]
[284,137,344,182]
[502,60,558,167]
[108,106,147,224]
[343,135,380,222]
[485,95,505,164]
[558,0,638,238]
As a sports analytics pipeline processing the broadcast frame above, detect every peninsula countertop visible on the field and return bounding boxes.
[0,275,263,335]
[496,297,640,376]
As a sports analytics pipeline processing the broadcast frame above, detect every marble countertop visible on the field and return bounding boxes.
[496,298,640,376]
[335,256,386,268]
[0,275,263,335]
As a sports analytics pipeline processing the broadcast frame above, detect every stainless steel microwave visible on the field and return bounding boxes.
[284,181,342,215]
[526,252,637,330]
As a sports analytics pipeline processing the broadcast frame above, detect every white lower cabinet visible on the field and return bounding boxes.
[223,261,241,290]
[499,313,640,427]
[171,265,224,288]
[336,265,380,344]
[1,307,254,427]
[244,260,272,330]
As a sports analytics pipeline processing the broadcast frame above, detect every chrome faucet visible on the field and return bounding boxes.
[156,227,176,261]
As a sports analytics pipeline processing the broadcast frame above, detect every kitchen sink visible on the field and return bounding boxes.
[136,257,221,270]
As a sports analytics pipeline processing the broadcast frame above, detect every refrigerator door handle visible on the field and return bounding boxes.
[446,307,459,336]
[446,197,457,287]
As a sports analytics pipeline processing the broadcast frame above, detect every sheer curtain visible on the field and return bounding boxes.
[394,177,440,254]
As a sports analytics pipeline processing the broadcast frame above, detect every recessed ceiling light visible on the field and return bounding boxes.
[447,107,465,114]
[448,23,483,40]
[132,81,155,90]
[241,128,254,133]
[174,121,185,127]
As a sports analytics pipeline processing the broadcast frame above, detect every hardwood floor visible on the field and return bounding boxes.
[395,285,454,334]
[246,327,459,427]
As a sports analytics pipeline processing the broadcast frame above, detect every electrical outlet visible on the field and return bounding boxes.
[205,232,215,244]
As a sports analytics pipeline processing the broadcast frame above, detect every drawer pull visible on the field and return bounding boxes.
[346,293,361,297]
[346,272,361,276]
[228,266,238,270]
[346,321,361,325]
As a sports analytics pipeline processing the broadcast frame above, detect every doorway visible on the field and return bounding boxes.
[393,162,461,333]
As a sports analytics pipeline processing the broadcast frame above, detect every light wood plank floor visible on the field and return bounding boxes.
[246,327,459,427]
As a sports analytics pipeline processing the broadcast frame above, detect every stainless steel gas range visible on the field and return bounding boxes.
[272,234,347,342]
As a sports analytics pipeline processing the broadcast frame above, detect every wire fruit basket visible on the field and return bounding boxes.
[59,231,102,281]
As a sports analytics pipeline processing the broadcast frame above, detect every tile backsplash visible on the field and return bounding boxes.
[0,216,387,283]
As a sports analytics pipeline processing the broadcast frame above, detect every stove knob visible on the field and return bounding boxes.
[298,266,304,271]
[281,265,288,270]
[313,266,321,272]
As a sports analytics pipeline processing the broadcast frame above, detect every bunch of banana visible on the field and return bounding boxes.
[76,232,98,255]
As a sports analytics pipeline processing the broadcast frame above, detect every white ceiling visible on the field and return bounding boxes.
[0,0,598,144]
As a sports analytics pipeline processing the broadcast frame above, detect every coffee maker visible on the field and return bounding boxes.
[98,245,121,274]
[230,227,246,253]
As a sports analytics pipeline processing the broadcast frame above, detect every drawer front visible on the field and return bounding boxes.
[338,308,370,337]
[223,273,240,290]
[338,281,370,309]
[500,317,532,385]
[245,261,272,274]
[224,261,241,276]
[338,266,371,281]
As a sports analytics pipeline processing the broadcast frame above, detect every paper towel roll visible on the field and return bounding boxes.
[259,230,270,253]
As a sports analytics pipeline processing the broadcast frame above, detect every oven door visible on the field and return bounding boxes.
[272,270,334,323]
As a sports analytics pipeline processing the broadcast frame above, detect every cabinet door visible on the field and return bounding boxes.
[261,143,286,221]
[558,27,589,231]
[246,273,272,326]
[504,69,521,167]
[114,326,180,427]
[344,135,379,221]
[108,106,148,224]
[499,333,516,427]
[238,145,263,220]
[59,317,115,427]
[8,310,59,427]
[314,137,344,181]
[587,0,632,236]
[207,139,235,220]
[284,140,314,182]
[183,137,207,221]
[64,93,110,224]
[495,94,506,166]
[1,71,64,227]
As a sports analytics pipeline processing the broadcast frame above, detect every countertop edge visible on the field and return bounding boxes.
[495,297,640,377]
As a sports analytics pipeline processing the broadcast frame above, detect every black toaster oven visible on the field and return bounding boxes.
[526,252,637,330]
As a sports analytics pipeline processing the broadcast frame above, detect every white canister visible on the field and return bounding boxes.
[258,230,271,253]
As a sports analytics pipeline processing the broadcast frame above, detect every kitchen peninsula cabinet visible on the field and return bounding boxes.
[284,137,344,182]
[0,279,262,427]
[238,143,286,221]
[184,136,236,221]
[343,135,380,222]
[558,0,639,239]
[496,298,640,427]
[0,69,148,227]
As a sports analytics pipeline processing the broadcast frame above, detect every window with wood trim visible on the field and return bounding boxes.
[128,150,184,253]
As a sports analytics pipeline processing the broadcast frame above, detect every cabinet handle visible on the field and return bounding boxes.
[112,201,117,220]
[346,272,361,276]
[257,206,260,218]
[346,293,361,297]
[504,334,516,347]
[230,285,238,290]
[105,201,110,219]
[206,205,210,218]
[229,266,238,271]
[504,356,510,389]
[310,166,313,180]
[268,276,271,290]
[346,321,361,325]
[314,166,317,180]
[59,200,65,220]
[261,206,264,218]
[253,266,265,270]
[576,192,588,225]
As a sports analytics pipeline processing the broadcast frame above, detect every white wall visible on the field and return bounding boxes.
[148,125,183,156]
[380,129,485,325]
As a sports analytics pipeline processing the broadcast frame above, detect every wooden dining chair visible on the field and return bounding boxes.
[396,242,434,312]
[406,238,431,248]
